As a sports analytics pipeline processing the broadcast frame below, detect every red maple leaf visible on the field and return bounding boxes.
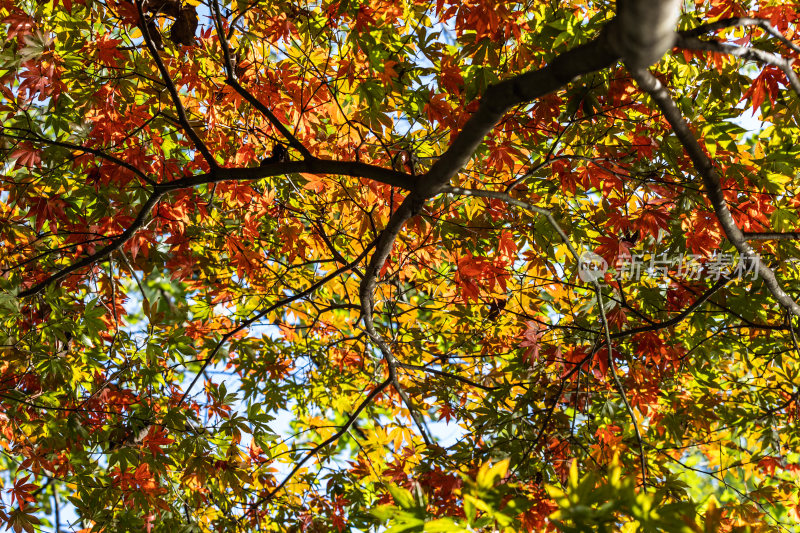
[7,475,37,506]
[10,143,41,168]
[142,427,174,456]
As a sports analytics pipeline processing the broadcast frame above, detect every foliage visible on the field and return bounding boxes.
[1,0,800,531]
[373,459,535,533]
[546,457,697,533]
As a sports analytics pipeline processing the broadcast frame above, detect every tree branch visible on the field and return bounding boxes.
[744,232,800,241]
[606,0,682,69]
[178,243,377,406]
[442,185,649,485]
[594,281,649,487]
[136,0,218,169]
[675,34,800,97]
[611,276,731,339]
[680,16,800,56]
[420,31,619,197]
[630,67,800,317]
[17,190,163,298]
[1,129,156,186]
[395,362,499,392]
[166,159,417,191]
[16,160,413,298]
[360,282,433,445]
[210,0,312,159]
[242,376,393,517]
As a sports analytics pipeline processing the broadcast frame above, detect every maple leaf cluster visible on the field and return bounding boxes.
[0,0,800,531]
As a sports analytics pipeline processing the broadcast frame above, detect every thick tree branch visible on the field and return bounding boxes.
[167,159,417,191]
[360,281,433,445]
[354,20,626,360]
[16,159,413,298]
[607,0,682,69]
[357,195,420,318]
[420,32,619,197]
[630,68,800,317]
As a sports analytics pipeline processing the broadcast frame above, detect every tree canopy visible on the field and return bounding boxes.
[2,0,800,531]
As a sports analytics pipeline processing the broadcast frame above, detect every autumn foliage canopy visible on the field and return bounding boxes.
[2,0,800,530]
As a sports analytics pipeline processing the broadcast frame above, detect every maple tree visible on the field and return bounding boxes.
[2,0,800,530]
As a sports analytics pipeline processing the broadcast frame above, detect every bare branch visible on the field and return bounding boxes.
[744,232,800,241]
[676,34,800,97]
[680,16,800,56]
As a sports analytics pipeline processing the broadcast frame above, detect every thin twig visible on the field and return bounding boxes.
[592,281,649,487]
[240,376,392,522]
[178,242,376,405]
